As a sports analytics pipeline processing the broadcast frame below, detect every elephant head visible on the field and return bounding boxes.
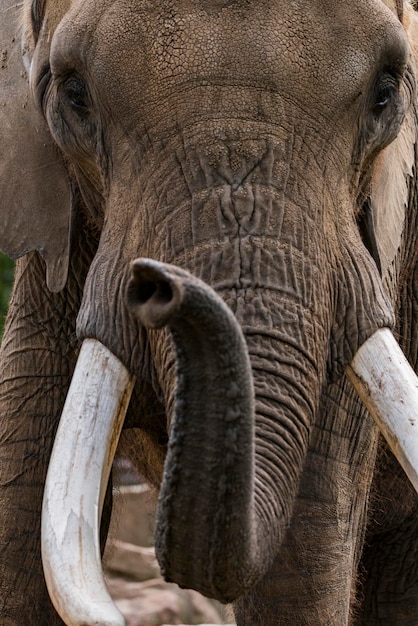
[2,0,418,624]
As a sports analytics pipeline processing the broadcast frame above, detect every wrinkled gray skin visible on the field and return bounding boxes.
[1,0,418,624]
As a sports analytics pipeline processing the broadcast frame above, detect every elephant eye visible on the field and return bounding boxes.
[62,75,90,116]
[371,70,402,117]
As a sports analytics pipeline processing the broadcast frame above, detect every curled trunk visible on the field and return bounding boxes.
[127,260,418,602]
[127,258,322,601]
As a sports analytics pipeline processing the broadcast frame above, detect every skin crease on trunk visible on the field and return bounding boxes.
[1,0,418,625]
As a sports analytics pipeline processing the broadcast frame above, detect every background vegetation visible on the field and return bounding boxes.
[0,254,14,337]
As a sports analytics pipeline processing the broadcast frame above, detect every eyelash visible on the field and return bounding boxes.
[371,71,401,116]
[62,75,90,116]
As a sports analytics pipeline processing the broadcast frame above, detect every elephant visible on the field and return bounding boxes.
[2,0,418,624]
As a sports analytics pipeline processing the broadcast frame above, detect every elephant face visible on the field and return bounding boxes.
[33,0,408,365]
[2,0,418,624]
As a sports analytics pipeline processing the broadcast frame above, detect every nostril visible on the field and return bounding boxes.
[137,280,156,303]
[135,279,173,306]
[127,259,184,329]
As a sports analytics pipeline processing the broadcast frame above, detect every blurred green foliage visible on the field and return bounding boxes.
[0,254,14,338]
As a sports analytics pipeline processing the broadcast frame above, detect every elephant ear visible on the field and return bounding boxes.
[370,2,418,278]
[0,0,71,292]
[381,0,404,20]
[371,107,416,278]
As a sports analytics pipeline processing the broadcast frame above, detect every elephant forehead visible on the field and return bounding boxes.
[54,0,408,118]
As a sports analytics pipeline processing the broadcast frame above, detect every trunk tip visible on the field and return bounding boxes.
[127,258,184,328]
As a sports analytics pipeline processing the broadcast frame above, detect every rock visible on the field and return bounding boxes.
[109,484,156,547]
[113,458,143,486]
[106,577,227,626]
[104,540,160,582]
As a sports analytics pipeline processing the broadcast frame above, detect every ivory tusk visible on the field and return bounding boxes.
[346,327,418,493]
[41,339,135,626]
